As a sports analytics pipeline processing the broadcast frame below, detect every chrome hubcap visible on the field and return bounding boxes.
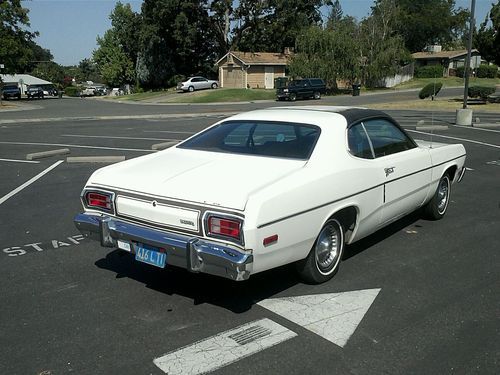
[437,178,449,214]
[315,223,341,272]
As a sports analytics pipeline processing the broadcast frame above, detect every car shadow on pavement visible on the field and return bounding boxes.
[94,210,423,314]
[95,251,300,314]
[343,210,422,260]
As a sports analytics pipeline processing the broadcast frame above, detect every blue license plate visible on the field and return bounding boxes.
[134,243,167,268]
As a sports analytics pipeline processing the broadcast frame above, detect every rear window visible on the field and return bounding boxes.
[3,85,18,90]
[178,120,320,160]
[310,79,324,86]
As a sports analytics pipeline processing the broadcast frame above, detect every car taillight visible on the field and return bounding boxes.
[207,216,242,241]
[86,192,112,211]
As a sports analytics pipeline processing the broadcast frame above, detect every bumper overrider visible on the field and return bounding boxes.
[74,213,253,281]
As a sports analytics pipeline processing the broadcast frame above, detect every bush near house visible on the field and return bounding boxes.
[415,65,444,78]
[418,82,443,99]
[468,85,496,99]
[64,86,81,97]
[475,64,498,78]
[455,66,465,78]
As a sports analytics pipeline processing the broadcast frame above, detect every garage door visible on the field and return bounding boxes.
[223,67,244,88]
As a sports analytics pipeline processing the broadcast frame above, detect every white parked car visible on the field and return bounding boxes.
[177,76,219,92]
[74,107,466,283]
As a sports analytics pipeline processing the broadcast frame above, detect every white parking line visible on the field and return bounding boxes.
[0,141,154,153]
[61,134,179,141]
[0,158,40,164]
[407,130,500,149]
[453,125,500,133]
[143,130,195,134]
[0,160,64,205]
[153,318,296,375]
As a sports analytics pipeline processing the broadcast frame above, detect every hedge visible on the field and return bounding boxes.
[476,64,498,78]
[415,65,444,78]
[468,85,496,99]
[64,86,81,97]
[455,66,465,78]
[419,82,443,99]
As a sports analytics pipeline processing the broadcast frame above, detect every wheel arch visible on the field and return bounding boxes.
[326,205,358,244]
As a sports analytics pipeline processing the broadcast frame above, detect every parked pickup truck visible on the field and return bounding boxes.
[2,85,21,100]
[276,78,326,101]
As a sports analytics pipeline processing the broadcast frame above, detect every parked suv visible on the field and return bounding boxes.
[1,85,21,100]
[26,86,44,99]
[276,78,326,101]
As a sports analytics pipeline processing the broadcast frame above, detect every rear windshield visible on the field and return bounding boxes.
[3,85,18,90]
[178,120,320,160]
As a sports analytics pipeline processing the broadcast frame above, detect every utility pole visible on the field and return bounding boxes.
[463,0,476,109]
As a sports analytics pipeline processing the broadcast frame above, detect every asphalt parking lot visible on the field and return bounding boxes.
[0,99,499,375]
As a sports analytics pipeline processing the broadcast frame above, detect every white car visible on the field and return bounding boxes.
[74,107,466,283]
[177,76,219,92]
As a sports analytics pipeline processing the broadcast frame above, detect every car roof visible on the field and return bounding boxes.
[266,106,393,126]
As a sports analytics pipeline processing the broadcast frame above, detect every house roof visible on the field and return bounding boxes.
[216,51,291,66]
[412,49,479,60]
[1,74,53,85]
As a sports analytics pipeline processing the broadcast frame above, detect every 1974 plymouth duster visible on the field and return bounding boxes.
[74,107,466,284]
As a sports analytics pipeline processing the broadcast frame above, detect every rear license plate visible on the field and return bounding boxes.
[135,243,167,269]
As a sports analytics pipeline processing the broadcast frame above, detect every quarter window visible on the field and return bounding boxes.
[362,119,416,157]
[348,123,374,159]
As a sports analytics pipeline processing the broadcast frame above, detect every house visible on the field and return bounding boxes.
[1,74,54,95]
[411,46,482,77]
[216,51,291,89]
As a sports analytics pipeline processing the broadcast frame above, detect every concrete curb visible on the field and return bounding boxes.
[66,156,126,163]
[151,141,179,151]
[416,125,449,131]
[26,148,70,160]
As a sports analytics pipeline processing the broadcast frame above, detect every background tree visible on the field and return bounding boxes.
[30,61,65,84]
[0,0,38,75]
[93,30,134,87]
[209,0,233,56]
[137,0,214,89]
[393,0,469,52]
[474,1,500,65]
[78,58,102,83]
[109,2,141,70]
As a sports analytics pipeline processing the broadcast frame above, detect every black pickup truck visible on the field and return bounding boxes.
[276,78,326,101]
[1,84,21,100]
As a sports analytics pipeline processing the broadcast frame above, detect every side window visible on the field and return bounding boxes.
[348,123,374,159]
[363,119,416,157]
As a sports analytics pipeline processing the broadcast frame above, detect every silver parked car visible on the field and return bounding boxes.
[177,76,219,92]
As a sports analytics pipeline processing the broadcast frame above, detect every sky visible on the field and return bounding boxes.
[21,0,494,66]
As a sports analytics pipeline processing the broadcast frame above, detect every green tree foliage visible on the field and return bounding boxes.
[290,18,360,90]
[93,30,134,87]
[210,0,233,56]
[137,0,214,89]
[389,0,469,52]
[232,0,326,52]
[0,0,38,74]
[474,1,500,65]
[291,0,409,89]
[78,58,102,83]
[360,0,409,86]
[30,62,65,84]
[109,2,141,69]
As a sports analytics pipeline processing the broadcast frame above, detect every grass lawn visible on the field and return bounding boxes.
[166,88,276,103]
[394,77,500,90]
[104,89,175,101]
[366,97,500,112]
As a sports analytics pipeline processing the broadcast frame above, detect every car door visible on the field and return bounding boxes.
[362,118,432,225]
[300,81,313,99]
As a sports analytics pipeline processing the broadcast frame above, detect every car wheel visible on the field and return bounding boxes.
[211,83,218,89]
[289,93,297,102]
[296,218,344,284]
[188,86,194,92]
[424,174,451,220]
[313,91,321,100]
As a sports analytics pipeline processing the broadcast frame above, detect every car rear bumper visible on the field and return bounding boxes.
[74,212,253,281]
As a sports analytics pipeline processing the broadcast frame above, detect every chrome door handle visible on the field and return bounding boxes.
[384,167,395,177]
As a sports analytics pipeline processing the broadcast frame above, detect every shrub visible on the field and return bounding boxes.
[455,66,465,78]
[476,64,498,78]
[468,85,496,99]
[64,86,81,97]
[415,65,444,78]
[419,82,443,99]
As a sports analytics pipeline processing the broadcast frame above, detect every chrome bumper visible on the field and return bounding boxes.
[74,213,253,281]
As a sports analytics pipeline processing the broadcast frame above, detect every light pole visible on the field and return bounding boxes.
[462,0,476,109]
[456,0,476,125]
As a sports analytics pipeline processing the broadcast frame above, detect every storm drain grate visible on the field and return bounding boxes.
[228,325,272,345]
